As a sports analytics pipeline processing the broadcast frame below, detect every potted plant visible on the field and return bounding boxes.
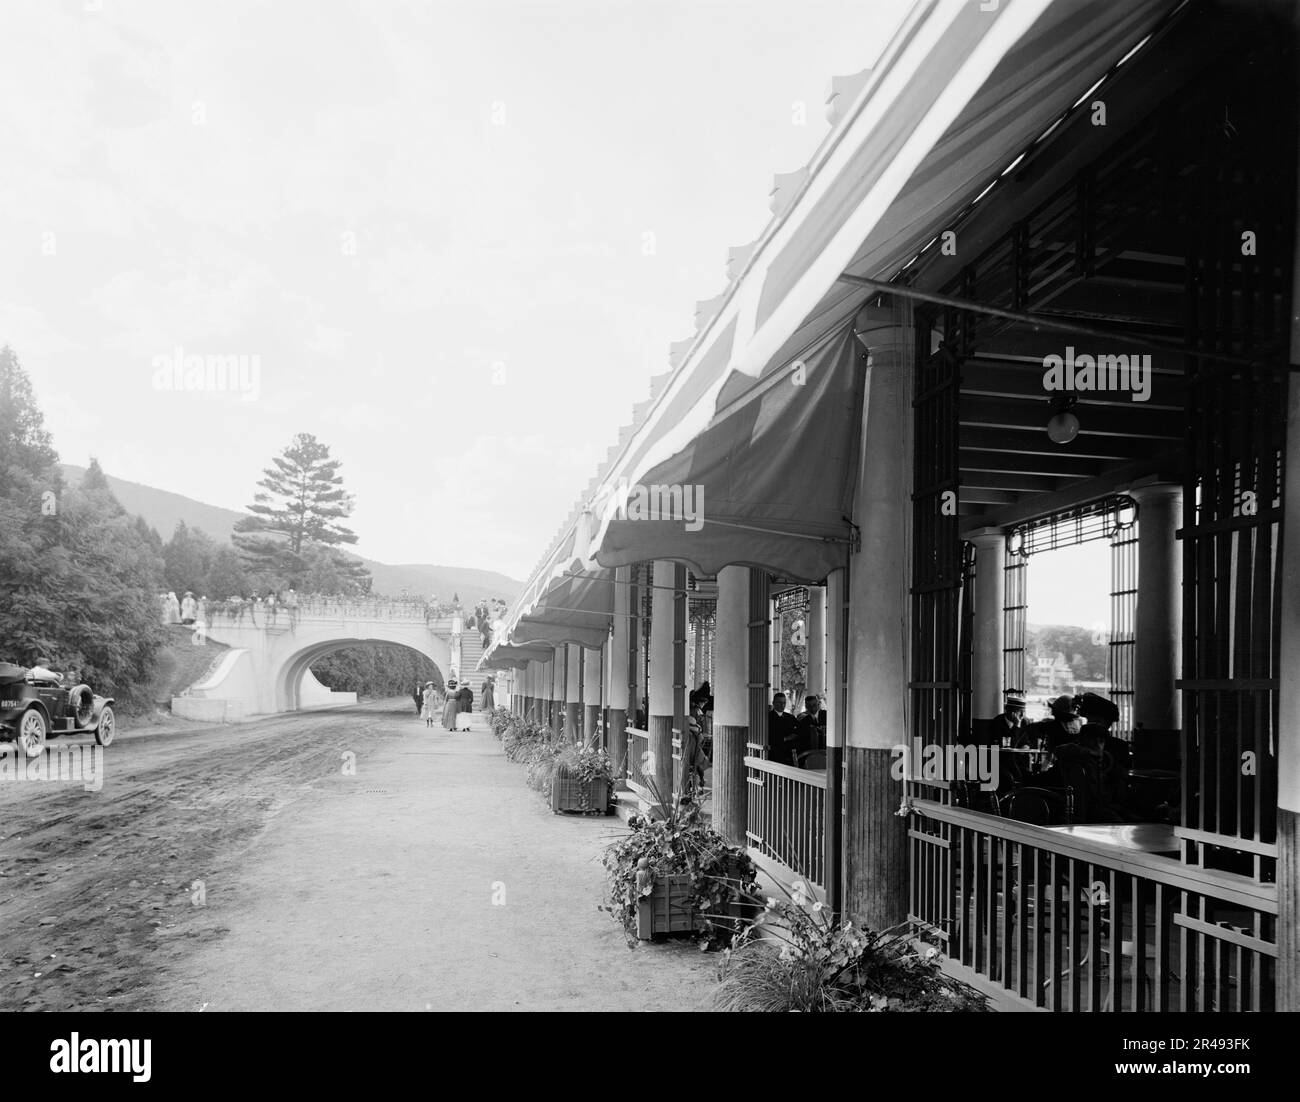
[550,741,614,814]
[602,786,757,948]
[714,885,988,1012]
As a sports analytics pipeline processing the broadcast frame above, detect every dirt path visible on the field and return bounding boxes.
[0,701,715,1011]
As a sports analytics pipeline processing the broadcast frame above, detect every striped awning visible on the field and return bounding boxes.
[575,0,1179,581]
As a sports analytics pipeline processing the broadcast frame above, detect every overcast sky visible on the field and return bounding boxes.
[0,0,915,583]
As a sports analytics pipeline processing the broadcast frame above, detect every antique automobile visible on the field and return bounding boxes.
[0,662,116,758]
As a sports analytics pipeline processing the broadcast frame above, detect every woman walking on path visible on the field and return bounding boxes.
[421,683,437,727]
[441,680,460,730]
[482,677,495,711]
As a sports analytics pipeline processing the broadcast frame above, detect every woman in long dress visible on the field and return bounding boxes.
[441,681,460,730]
[422,683,436,726]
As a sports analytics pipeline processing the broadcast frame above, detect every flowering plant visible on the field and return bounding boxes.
[714,886,987,1012]
[555,741,614,784]
[601,789,757,949]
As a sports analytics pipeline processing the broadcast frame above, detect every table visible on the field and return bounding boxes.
[1043,822,1180,855]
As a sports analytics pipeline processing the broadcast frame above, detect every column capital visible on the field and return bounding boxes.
[1125,478,1183,506]
[965,525,1007,549]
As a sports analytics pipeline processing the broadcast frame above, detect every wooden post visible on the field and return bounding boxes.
[824,567,846,918]
[649,561,678,809]
[565,642,582,743]
[713,566,750,847]
[608,565,631,782]
[844,300,911,931]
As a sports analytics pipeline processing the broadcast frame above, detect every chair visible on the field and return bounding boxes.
[798,749,826,770]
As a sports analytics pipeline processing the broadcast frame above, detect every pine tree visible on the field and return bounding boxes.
[164,521,219,597]
[232,433,370,592]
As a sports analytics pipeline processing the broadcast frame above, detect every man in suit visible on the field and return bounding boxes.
[767,693,799,767]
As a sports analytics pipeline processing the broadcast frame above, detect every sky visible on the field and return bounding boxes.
[0,0,911,582]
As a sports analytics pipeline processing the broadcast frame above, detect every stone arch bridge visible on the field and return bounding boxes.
[171,599,472,722]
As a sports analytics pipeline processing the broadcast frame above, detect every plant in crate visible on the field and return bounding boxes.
[713,883,988,1012]
[601,781,757,948]
[488,706,513,740]
[550,741,614,814]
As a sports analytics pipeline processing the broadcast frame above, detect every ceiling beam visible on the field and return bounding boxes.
[961,427,1155,460]
[960,397,1182,439]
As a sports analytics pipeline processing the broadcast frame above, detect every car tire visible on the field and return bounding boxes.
[94,705,115,747]
[17,709,47,759]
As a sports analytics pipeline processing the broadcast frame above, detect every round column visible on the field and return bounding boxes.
[807,586,826,701]
[607,565,631,783]
[649,561,680,807]
[582,644,602,744]
[967,527,1006,720]
[1130,482,1183,731]
[713,565,750,846]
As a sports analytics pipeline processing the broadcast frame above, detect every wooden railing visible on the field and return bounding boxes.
[745,756,826,889]
[626,727,651,796]
[909,800,1277,1011]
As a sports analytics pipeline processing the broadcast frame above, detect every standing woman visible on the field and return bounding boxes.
[422,682,436,727]
[482,677,495,712]
[442,680,460,730]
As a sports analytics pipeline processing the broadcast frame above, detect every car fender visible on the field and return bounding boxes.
[91,696,115,720]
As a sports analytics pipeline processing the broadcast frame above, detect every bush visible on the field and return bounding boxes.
[714,890,988,1012]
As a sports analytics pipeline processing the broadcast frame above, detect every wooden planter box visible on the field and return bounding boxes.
[635,873,696,939]
[633,860,755,940]
[550,773,611,815]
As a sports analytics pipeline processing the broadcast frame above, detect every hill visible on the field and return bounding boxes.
[60,464,521,604]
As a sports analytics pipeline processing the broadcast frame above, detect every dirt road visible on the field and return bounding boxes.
[0,700,715,1011]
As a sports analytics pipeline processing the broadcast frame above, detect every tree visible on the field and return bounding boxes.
[232,433,370,592]
[206,545,250,600]
[0,352,166,708]
[163,521,219,597]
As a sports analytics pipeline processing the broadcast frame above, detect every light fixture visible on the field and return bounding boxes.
[1007,528,1026,557]
[1046,394,1080,444]
[1114,497,1138,529]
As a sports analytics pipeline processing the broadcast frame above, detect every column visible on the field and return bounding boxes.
[565,642,582,741]
[807,586,826,702]
[583,644,602,744]
[648,560,681,808]
[692,615,705,692]
[748,571,770,760]
[633,567,648,728]
[1129,481,1183,731]
[608,565,631,782]
[545,654,558,733]
[844,300,910,930]
[713,566,750,846]
[1275,125,1300,1008]
[967,527,1006,720]
[824,567,846,917]
[770,607,783,697]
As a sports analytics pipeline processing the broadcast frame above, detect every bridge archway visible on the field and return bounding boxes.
[277,636,451,713]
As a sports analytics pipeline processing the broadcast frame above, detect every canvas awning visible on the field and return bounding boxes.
[479,641,555,671]
[576,0,1180,582]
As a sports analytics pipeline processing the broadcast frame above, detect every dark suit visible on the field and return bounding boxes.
[767,710,798,766]
[458,686,474,713]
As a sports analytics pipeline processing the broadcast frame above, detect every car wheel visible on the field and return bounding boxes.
[18,709,47,758]
[94,706,115,747]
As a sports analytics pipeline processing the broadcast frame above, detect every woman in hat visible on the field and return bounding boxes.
[180,592,197,625]
[441,680,460,730]
[421,682,437,727]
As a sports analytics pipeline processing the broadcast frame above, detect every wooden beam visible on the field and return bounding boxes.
[961,427,1158,460]
[960,364,1183,408]
[960,396,1182,439]
[960,449,1183,533]
[959,471,1068,493]
[960,449,1110,480]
